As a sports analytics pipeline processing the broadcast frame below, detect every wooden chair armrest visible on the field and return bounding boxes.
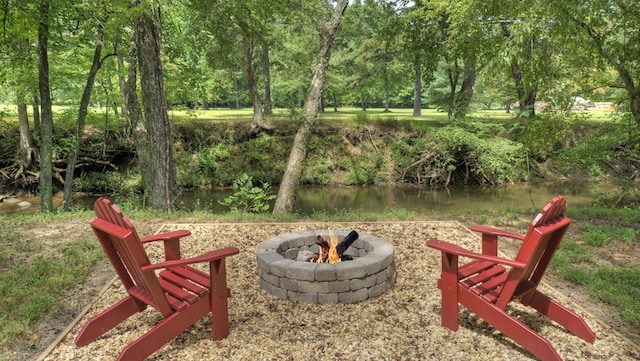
[140,230,191,243]
[141,230,192,260]
[470,225,525,241]
[141,247,240,271]
[426,239,526,268]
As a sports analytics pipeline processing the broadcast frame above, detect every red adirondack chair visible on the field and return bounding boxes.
[74,198,240,361]
[427,196,595,361]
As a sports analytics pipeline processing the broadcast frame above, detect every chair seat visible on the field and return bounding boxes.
[160,266,210,310]
[458,260,508,304]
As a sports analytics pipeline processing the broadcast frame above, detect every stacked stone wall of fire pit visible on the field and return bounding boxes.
[256,230,396,304]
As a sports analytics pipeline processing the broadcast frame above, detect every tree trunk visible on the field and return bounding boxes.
[243,35,270,133]
[452,57,476,120]
[31,92,41,133]
[115,34,131,137]
[16,94,37,182]
[511,58,537,119]
[446,61,458,120]
[273,0,349,214]
[261,44,273,116]
[412,55,422,117]
[62,19,105,211]
[38,0,53,212]
[125,29,146,178]
[132,1,177,211]
[383,70,390,113]
[501,23,536,119]
[234,76,241,109]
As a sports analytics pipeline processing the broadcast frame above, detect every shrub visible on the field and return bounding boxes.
[516,109,587,159]
[219,173,276,213]
[430,126,527,184]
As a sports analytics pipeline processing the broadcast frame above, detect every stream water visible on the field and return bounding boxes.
[0,181,602,215]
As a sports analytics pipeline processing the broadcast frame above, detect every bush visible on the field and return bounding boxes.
[429,127,527,185]
[219,173,276,213]
[516,109,587,159]
[176,144,229,187]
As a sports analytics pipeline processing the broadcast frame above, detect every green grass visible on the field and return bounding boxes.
[0,212,103,350]
[553,208,640,328]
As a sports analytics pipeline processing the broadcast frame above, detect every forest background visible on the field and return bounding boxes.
[0,0,639,212]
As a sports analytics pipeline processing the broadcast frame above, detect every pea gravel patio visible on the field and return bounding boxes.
[40,221,640,361]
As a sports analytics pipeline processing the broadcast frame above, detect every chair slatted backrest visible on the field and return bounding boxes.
[92,198,173,316]
[496,196,569,308]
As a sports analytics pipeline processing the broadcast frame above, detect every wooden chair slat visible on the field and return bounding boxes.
[160,268,208,296]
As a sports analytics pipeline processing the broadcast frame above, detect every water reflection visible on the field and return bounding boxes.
[291,182,597,214]
[0,181,600,215]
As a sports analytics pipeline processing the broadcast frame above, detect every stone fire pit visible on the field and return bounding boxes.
[256,230,396,304]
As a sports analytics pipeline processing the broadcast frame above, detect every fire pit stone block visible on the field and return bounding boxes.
[256,230,396,304]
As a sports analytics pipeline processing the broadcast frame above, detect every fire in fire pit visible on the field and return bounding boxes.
[308,230,358,264]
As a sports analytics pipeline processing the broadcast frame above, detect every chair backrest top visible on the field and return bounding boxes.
[91,198,170,313]
[499,195,570,305]
[528,195,567,231]
[94,197,136,230]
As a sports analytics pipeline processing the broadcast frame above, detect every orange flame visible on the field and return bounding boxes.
[316,233,341,264]
[327,234,341,264]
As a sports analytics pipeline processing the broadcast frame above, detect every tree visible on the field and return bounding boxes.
[552,0,640,126]
[132,0,177,210]
[62,9,109,210]
[37,0,54,212]
[188,0,287,132]
[273,0,349,214]
[403,0,440,117]
[482,0,564,119]
[0,1,40,186]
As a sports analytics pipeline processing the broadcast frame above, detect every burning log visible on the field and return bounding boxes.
[313,230,358,263]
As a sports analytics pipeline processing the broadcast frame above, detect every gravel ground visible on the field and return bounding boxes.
[41,221,640,361]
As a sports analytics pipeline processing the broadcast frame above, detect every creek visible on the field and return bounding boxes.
[0,181,602,215]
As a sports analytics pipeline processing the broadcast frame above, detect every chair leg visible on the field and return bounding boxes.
[210,258,231,340]
[460,290,563,361]
[75,297,145,347]
[116,298,209,361]
[439,253,460,331]
[526,290,596,343]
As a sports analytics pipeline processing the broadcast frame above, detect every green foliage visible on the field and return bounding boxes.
[390,125,528,185]
[580,224,636,247]
[515,109,587,159]
[176,144,229,187]
[591,179,640,210]
[589,268,640,327]
[431,126,527,184]
[581,226,612,247]
[74,169,142,195]
[551,239,594,285]
[53,135,76,159]
[218,173,276,213]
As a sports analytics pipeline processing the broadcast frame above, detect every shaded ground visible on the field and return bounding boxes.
[7,221,637,361]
